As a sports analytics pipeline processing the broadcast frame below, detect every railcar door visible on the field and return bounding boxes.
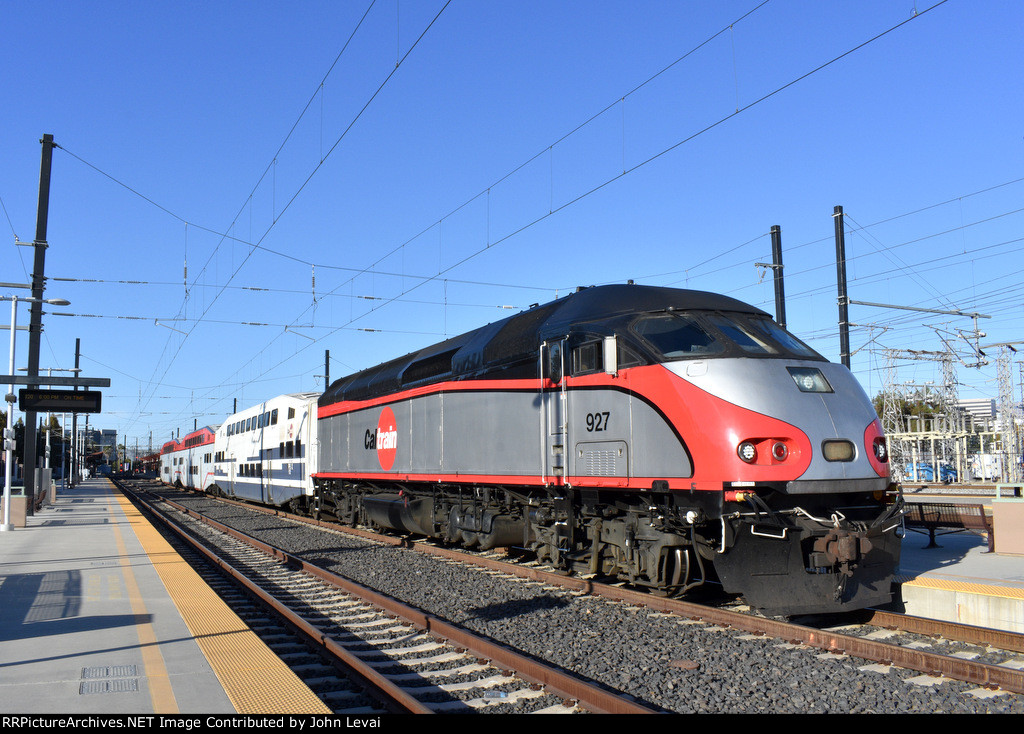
[258,409,269,504]
[540,339,569,484]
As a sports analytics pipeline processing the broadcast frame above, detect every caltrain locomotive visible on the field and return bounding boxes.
[160,284,903,616]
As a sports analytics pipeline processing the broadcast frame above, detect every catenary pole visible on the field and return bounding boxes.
[24,134,56,512]
[834,206,851,369]
[770,225,786,328]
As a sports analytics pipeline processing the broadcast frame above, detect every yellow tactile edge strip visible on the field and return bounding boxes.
[107,491,178,714]
[896,573,1024,601]
[110,481,331,714]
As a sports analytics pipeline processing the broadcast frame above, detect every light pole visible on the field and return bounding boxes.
[3,294,70,531]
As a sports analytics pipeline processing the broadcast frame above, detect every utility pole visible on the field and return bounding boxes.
[770,225,786,328]
[834,206,850,369]
[754,226,786,327]
[71,338,80,487]
[24,134,56,512]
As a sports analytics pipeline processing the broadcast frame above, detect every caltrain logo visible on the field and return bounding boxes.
[364,406,398,471]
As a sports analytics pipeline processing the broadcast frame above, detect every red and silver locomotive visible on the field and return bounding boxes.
[312,284,903,615]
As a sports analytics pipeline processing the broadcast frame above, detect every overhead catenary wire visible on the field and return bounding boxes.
[119,2,452,437]
[43,1,990,444]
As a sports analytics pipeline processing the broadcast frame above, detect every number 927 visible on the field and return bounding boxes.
[585,412,610,432]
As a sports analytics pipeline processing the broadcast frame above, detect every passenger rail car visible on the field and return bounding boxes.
[159,439,179,485]
[160,426,217,491]
[311,284,903,616]
[210,393,319,509]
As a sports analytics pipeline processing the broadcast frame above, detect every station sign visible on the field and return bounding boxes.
[18,388,102,413]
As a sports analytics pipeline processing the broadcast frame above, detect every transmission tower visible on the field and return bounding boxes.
[881,350,907,481]
[938,349,960,472]
[997,346,1021,483]
[880,346,966,484]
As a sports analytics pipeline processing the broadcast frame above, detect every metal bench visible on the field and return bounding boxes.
[903,502,994,553]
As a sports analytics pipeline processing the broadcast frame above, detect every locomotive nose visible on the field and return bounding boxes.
[669,357,887,488]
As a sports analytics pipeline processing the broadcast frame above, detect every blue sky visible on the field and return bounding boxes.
[2,0,1022,453]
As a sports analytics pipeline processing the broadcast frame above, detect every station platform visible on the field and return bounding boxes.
[895,523,1024,633]
[0,477,331,715]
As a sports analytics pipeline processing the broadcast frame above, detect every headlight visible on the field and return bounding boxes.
[873,437,888,463]
[737,441,757,463]
[787,367,833,393]
[822,440,855,462]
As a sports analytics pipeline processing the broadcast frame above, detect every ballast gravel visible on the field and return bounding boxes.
[184,497,1024,714]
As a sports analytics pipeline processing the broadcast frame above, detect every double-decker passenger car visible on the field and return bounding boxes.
[211,393,319,509]
[159,426,217,490]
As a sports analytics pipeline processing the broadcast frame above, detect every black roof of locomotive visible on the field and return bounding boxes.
[319,284,767,406]
[533,284,767,332]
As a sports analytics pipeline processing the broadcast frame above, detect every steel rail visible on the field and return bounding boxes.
[117,482,433,714]
[864,609,1024,654]
[396,537,1024,694]
[134,484,658,715]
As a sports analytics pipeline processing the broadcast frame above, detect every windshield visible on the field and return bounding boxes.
[632,314,724,359]
[631,311,823,361]
[705,313,779,355]
[742,314,821,358]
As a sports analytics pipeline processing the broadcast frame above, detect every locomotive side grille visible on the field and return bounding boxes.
[577,441,627,477]
[587,450,617,476]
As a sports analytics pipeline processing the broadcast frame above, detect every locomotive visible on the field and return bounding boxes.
[161,284,903,616]
[311,284,903,616]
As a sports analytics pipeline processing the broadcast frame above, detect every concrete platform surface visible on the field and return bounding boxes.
[0,478,329,714]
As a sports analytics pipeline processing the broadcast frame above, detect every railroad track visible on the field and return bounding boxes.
[114,478,656,714]
[121,479,1024,711]
[435,540,1024,696]
[419,540,1024,696]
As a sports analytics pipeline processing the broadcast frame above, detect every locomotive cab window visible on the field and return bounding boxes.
[544,342,563,382]
[746,315,823,359]
[708,312,824,360]
[633,314,724,359]
[572,341,603,375]
[616,340,643,369]
[706,313,778,355]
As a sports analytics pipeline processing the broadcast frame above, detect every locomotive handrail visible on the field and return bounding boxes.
[750,525,788,539]
[873,491,906,533]
[795,506,847,526]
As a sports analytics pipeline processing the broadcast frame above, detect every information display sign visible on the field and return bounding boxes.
[18,389,102,413]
